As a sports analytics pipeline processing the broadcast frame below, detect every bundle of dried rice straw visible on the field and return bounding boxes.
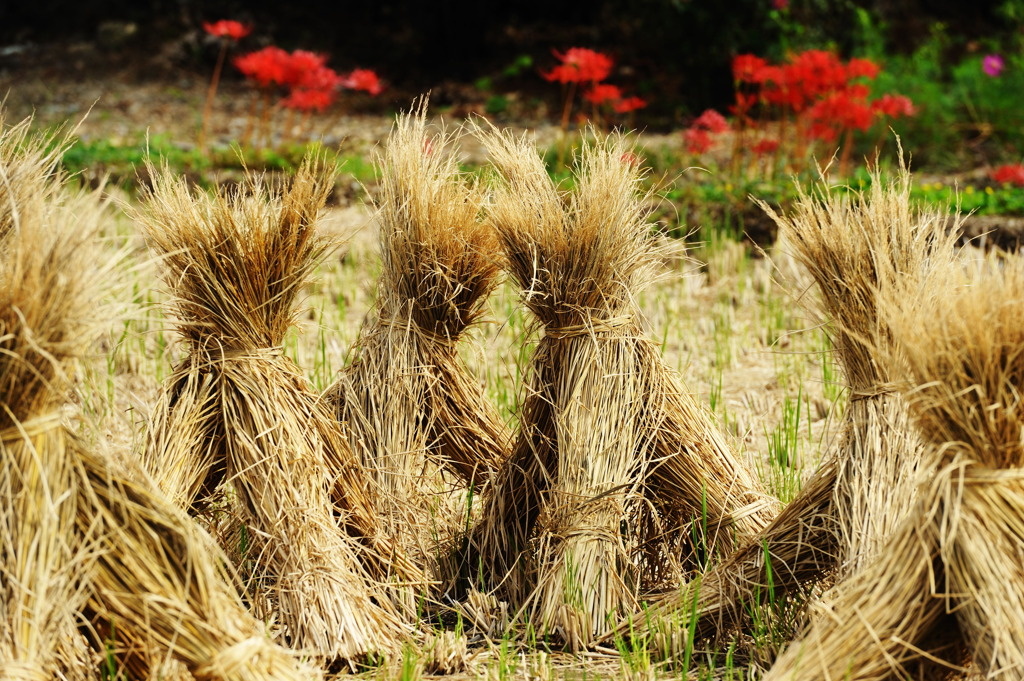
[325,103,507,601]
[615,159,959,651]
[765,252,1024,680]
[0,122,318,681]
[0,131,98,681]
[762,161,959,578]
[138,154,406,661]
[474,127,776,648]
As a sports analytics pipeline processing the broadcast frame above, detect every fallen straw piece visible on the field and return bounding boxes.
[137,154,407,661]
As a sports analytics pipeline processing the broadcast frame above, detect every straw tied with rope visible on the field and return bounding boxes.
[0,121,318,681]
[764,254,1024,681]
[473,126,777,648]
[325,105,508,613]
[624,159,962,658]
[136,156,411,663]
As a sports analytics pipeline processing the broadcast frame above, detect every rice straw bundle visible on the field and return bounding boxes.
[760,162,958,577]
[616,160,958,650]
[0,176,101,681]
[325,104,506,597]
[77,446,326,681]
[764,254,1024,680]
[475,128,775,647]
[884,254,1024,678]
[0,154,317,681]
[138,155,406,661]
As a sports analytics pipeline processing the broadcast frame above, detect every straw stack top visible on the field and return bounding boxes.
[0,160,109,428]
[888,256,1024,470]
[0,117,74,243]
[762,162,957,390]
[138,155,333,352]
[483,128,662,330]
[375,104,499,339]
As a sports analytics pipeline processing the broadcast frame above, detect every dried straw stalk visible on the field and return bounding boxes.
[475,128,775,647]
[325,104,506,599]
[764,254,1024,680]
[0,155,317,681]
[622,160,958,650]
[0,114,75,244]
[138,155,406,661]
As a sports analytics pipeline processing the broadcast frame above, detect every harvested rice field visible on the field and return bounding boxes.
[2,105,1021,681]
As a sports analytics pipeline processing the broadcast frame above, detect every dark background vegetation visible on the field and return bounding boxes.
[0,0,1011,119]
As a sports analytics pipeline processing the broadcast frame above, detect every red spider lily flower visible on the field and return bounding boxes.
[339,68,384,95]
[543,47,613,83]
[282,50,328,88]
[294,64,341,92]
[758,63,809,111]
[234,46,293,87]
[203,19,252,41]
[787,50,848,100]
[871,93,916,118]
[733,54,769,83]
[584,84,623,105]
[730,92,759,119]
[683,127,713,154]
[613,96,647,113]
[846,83,871,100]
[991,164,1024,186]
[763,50,840,107]
[806,89,876,139]
[752,138,780,155]
[620,151,642,167]
[693,109,729,133]
[282,88,336,113]
[846,58,880,80]
[772,0,789,9]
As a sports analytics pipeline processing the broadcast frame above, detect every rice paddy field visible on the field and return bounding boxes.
[2,104,1022,681]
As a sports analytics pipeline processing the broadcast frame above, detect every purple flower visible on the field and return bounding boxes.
[983,54,1005,77]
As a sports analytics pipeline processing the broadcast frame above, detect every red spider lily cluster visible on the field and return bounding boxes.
[683,109,729,153]
[991,164,1024,186]
[543,48,614,84]
[234,46,384,113]
[684,49,916,177]
[542,47,648,131]
[732,50,914,141]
